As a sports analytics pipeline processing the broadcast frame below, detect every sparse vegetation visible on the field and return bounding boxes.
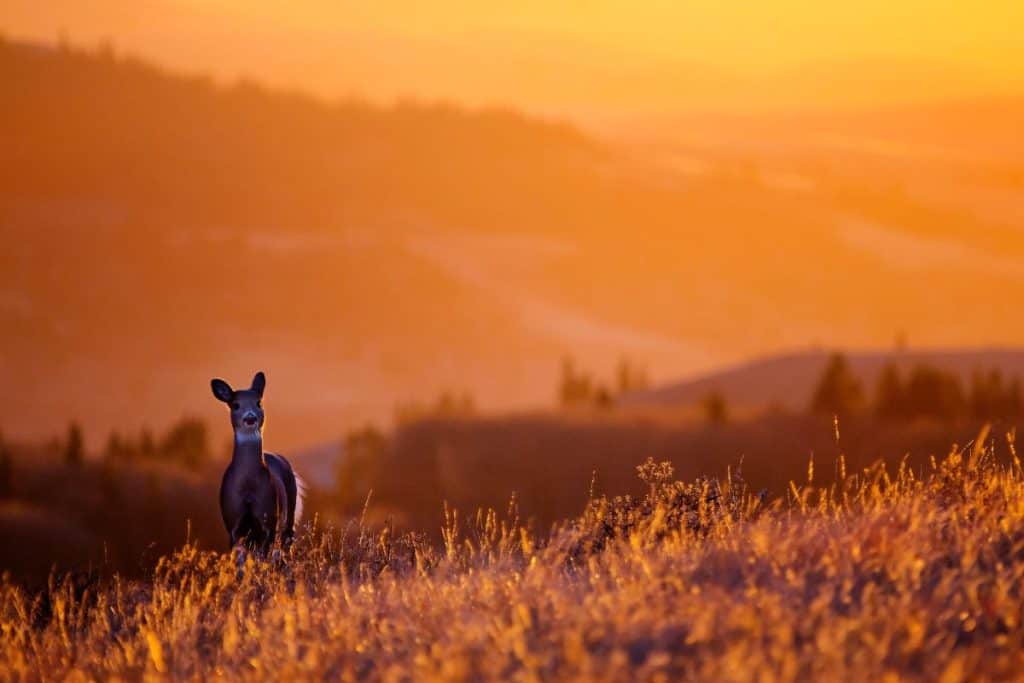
[3,435,1024,680]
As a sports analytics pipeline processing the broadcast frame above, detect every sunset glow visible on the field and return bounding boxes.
[6,5,1024,679]
[4,0,1023,113]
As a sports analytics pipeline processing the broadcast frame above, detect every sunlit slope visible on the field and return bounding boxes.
[5,445,1024,680]
[3,39,1024,447]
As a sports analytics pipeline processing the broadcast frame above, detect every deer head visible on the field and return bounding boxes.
[211,372,267,442]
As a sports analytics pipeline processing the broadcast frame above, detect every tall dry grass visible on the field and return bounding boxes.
[3,429,1024,681]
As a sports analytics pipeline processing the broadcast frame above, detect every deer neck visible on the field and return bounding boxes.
[232,431,266,470]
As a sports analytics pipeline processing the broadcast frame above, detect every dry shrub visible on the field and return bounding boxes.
[567,457,765,563]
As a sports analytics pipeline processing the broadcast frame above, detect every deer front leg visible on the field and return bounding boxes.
[228,517,249,577]
[228,512,250,550]
[258,517,275,557]
[233,546,247,578]
[270,473,291,550]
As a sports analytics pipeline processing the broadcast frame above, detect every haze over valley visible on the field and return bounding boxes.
[2,31,1024,449]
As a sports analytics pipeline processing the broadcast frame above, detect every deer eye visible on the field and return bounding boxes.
[257,401,262,408]
[231,402,240,411]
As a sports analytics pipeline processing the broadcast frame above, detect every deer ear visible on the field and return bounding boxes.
[251,372,266,398]
[211,379,234,403]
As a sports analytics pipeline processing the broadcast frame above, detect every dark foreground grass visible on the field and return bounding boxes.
[3,429,1024,681]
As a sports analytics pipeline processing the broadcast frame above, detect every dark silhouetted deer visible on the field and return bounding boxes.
[211,372,304,557]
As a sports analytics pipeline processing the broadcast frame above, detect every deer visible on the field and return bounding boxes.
[211,371,304,559]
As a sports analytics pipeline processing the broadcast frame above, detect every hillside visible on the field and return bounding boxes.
[0,38,613,447]
[4,442,1024,680]
[4,38,1024,450]
[624,347,1024,413]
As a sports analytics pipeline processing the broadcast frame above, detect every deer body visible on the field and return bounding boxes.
[212,372,304,555]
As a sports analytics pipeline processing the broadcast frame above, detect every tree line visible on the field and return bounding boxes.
[558,357,650,409]
[39,418,214,471]
[810,353,1024,421]
[103,418,212,469]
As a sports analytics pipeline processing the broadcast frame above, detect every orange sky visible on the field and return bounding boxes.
[4,1,1024,115]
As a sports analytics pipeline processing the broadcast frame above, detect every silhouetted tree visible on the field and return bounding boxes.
[701,392,729,425]
[0,431,13,498]
[810,353,864,416]
[435,391,476,417]
[593,385,615,410]
[559,357,594,408]
[615,357,649,395]
[874,363,907,420]
[159,418,209,470]
[558,356,656,410]
[906,366,965,420]
[337,424,388,512]
[436,392,456,416]
[969,369,1002,420]
[139,427,156,458]
[105,431,127,461]
[64,422,84,466]
[395,391,476,424]
[967,368,1024,420]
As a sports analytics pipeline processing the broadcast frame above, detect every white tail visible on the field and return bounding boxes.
[293,472,307,526]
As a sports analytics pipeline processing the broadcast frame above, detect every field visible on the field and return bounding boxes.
[3,429,1023,681]
[4,4,1024,681]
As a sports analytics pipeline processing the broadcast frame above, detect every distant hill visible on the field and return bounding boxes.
[289,439,344,489]
[4,37,1024,451]
[623,348,1024,413]
[0,37,615,448]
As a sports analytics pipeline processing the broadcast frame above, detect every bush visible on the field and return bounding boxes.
[569,457,760,562]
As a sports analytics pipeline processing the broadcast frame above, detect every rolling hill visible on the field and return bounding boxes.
[624,347,1024,413]
[3,37,1024,451]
